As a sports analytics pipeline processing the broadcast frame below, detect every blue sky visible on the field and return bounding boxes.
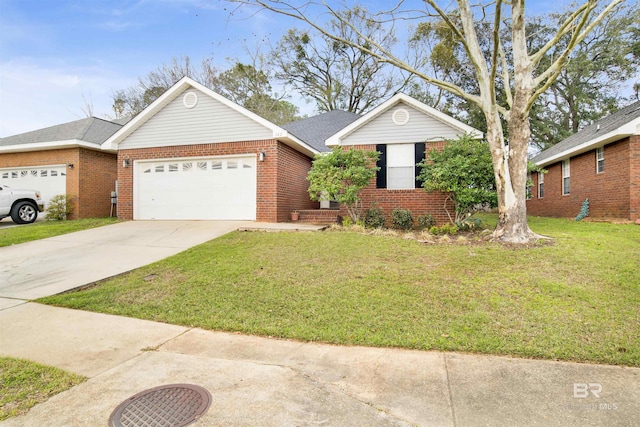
[1,0,574,136]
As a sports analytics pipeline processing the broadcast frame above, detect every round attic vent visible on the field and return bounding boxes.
[183,91,198,109]
[392,108,410,125]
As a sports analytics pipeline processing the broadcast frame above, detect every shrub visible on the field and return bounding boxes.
[417,214,435,229]
[429,224,459,235]
[391,208,414,230]
[45,195,75,221]
[363,207,386,228]
[455,216,483,231]
[341,216,354,227]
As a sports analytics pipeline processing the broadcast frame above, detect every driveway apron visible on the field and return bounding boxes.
[0,220,248,301]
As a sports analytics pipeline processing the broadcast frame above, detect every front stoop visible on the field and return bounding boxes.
[294,209,340,225]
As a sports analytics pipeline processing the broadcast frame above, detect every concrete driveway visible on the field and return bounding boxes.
[0,220,249,303]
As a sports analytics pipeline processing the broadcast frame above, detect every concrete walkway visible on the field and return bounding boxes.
[1,303,638,426]
[0,221,638,426]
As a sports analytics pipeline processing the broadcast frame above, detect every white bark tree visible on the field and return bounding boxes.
[231,0,624,243]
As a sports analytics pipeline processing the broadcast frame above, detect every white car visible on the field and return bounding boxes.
[0,184,44,224]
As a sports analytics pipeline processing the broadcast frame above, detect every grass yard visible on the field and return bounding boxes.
[39,216,640,366]
[0,217,119,247]
[0,357,85,421]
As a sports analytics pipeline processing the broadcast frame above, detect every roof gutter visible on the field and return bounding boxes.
[534,122,640,167]
[0,139,105,154]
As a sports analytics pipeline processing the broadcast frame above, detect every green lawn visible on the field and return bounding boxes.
[39,216,640,366]
[0,217,119,247]
[0,357,85,421]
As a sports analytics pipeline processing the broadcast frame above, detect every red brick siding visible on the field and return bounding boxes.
[276,142,316,222]
[527,137,633,220]
[77,148,117,218]
[348,142,452,225]
[0,148,117,219]
[116,140,280,221]
[629,135,640,221]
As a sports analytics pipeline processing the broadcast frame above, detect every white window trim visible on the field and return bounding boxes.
[538,172,544,199]
[387,143,415,190]
[562,159,570,195]
[596,147,604,174]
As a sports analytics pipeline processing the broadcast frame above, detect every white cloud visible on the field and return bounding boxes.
[0,59,135,137]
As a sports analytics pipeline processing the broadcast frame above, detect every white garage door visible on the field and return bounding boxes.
[135,156,257,220]
[0,165,66,208]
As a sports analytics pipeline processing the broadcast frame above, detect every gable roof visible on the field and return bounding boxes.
[0,117,122,153]
[102,77,319,157]
[281,110,361,152]
[326,92,483,146]
[533,101,640,166]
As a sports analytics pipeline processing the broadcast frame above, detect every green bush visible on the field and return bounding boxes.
[417,214,435,229]
[429,224,459,235]
[455,217,483,231]
[363,207,386,228]
[45,195,75,221]
[391,208,414,230]
[341,216,353,227]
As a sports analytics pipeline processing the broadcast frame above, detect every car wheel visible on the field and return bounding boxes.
[11,201,38,224]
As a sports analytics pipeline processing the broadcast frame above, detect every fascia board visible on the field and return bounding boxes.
[0,139,102,154]
[535,120,640,167]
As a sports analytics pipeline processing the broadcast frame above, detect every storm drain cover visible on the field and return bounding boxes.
[109,384,211,427]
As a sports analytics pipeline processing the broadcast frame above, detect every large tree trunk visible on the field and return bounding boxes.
[484,108,537,244]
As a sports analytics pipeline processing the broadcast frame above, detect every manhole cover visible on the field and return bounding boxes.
[109,384,211,427]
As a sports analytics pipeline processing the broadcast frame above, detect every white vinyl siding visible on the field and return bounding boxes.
[340,103,463,146]
[562,159,570,195]
[120,89,273,149]
[387,144,415,189]
[538,172,544,198]
[596,147,604,173]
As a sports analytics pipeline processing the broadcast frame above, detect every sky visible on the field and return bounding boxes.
[0,0,577,137]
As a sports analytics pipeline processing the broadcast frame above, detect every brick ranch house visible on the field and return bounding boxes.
[2,77,482,225]
[0,117,123,218]
[102,78,482,225]
[527,101,640,222]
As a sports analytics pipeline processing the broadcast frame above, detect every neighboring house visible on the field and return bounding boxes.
[101,77,319,222]
[527,101,640,222]
[0,117,121,218]
[325,93,483,225]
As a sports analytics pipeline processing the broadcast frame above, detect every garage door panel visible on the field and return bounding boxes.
[136,157,256,220]
[0,166,66,208]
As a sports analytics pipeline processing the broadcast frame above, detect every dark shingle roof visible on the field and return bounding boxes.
[282,110,361,152]
[0,117,123,147]
[533,101,640,164]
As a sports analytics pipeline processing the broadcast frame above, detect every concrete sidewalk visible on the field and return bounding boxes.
[1,303,638,426]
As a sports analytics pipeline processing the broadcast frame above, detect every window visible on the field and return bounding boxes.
[40,170,47,177]
[387,144,415,189]
[562,159,570,195]
[182,162,192,171]
[538,172,544,198]
[197,162,207,171]
[526,172,532,200]
[227,160,238,169]
[155,165,164,173]
[168,163,179,172]
[211,161,222,170]
[596,147,604,173]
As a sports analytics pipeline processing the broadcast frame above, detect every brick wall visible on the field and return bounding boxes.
[349,142,452,225]
[0,148,118,219]
[527,137,633,220]
[629,135,640,221]
[276,142,316,222]
[77,148,117,218]
[117,140,280,220]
